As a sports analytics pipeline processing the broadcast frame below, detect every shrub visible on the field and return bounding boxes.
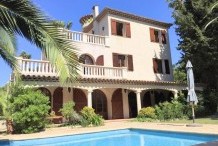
[11,89,50,134]
[80,106,104,126]
[155,100,186,121]
[137,107,156,119]
[59,101,82,125]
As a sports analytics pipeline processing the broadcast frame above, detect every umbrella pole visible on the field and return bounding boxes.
[192,103,195,123]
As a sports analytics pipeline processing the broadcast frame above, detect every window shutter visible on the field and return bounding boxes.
[125,23,131,38]
[111,19,117,35]
[96,55,104,66]
[153,58,158,73]
[150,28,155,42]
[164,60,170,74]
[128,55,134,71]
[161,30,167,44]
[113,53,119,67]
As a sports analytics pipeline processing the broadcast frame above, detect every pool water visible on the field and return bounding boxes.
[1,129,218,146]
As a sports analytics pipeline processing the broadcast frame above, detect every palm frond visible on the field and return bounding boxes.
[66,22,73,30]
[0,26,17,68]
[0,0,79,84]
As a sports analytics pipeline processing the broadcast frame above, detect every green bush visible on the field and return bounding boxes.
[155,100,186,121]
[80,106,104,126]
[11,89,50,134]
[137,107,156,119]
[59,101,82,125]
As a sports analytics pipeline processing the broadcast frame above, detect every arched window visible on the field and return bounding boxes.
[79,54,94,65]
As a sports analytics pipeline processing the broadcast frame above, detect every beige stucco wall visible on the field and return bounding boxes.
[77,13,174,82]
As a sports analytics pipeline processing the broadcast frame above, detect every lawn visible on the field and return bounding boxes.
[162,115,218,125]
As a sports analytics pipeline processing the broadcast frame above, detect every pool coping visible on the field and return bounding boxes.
[1,127,218,146]
[1,120,218,141]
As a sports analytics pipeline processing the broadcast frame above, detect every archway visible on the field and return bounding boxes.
[73,88,87,112]
[150,89,174,105]
[112,89,124,119]
[92,89,108,119]
[79,54,94,65]
[142,91,152,107]
[53,87,63,116]
[128,91,137,118]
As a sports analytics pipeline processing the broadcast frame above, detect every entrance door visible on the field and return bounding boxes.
[128,92,137,118]
[112,89,124,119]
[142,91,152,107]
[53,87,63,116]
[73,88,87,112]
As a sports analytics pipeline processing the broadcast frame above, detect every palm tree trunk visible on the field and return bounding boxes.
[6,119,13,134]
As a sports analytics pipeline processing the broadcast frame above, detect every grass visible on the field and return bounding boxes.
[134,114,218,125]
[164,116,218,125]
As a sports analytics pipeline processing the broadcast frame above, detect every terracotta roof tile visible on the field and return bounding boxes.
[21,75,189,86]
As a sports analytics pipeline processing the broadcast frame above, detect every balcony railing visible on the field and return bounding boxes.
[65,30,108,46]
[17,57,57,77]
[17,58,127,79]
[79,64,127,79]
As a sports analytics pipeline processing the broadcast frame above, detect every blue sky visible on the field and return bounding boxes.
[0,0,180,86]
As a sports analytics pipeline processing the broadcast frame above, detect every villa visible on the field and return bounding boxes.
[15,6,201,120]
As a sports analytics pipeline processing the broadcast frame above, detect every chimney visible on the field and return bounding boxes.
[92,5,99,18]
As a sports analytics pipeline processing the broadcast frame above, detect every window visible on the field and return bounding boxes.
[79,54,94,65]
[154,29,159,42]
[164,60,170,74]
[153,58,163,74]
[111,19,131,38]
[116,22,123,36]
[113,53,133,71]
[153,59,170,74]
[118,55,126,67]
[161,30,167,44]
[150,28,167,44]
[150,28,159,43]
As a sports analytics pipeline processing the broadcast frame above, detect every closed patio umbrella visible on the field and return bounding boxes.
[186,60,198,123]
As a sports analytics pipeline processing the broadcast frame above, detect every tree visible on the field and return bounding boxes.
[19,51,31,59]
[52,21,73,30]
[0,0,78,84]
[173,64,186,83]
[167,0,218,89]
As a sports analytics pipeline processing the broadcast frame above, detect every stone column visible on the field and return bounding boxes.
[87,89,93,108]
[174,90,178,99]
[122,89,129,118]
[135,90,142,113]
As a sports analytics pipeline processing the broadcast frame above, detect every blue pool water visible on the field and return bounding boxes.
[1,129,218,146]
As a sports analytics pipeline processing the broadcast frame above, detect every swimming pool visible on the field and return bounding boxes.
[1,129,218,146]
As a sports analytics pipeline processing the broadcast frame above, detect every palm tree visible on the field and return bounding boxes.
[0,0,78,83]
[52,21,73,30]
[19,51,31,59]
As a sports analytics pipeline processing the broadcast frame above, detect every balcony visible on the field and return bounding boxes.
[17,58,127,80]
[65,30,109,46]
